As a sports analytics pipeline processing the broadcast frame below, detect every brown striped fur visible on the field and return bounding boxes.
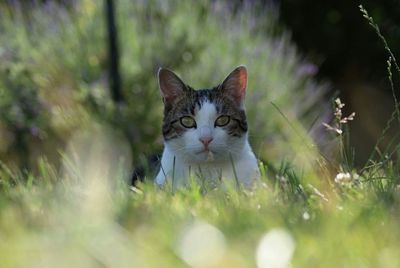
[159,66,248,141]
[161,86,248,141]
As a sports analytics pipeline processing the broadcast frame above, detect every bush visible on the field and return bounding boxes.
[0,0,328,175]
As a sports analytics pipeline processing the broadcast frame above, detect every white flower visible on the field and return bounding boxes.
[334,172,352,183]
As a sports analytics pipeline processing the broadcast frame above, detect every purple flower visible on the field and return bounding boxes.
[30,126,40,137]
[297,63,318,77]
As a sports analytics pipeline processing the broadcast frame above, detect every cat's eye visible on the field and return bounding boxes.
[215,115,230,127]
[180,116,196,128]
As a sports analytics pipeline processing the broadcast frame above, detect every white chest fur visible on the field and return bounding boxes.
[155,138,260,188]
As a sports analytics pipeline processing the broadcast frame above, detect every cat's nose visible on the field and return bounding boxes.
[199,137,213,147]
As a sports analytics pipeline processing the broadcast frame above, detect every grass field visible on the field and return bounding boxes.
[1,1,400,267]
[1,149,400,268]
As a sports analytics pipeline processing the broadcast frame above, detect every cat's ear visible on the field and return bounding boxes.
[220,65,247,107]
[158,68,187,103]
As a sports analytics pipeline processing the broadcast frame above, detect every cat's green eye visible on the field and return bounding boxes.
[180,116,196,128]
[215,115,230,127]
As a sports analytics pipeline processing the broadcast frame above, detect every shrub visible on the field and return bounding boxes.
[0,0,328,175]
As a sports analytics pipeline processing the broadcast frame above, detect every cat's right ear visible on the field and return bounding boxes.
[219,65,247,108]
[158,68,187,103]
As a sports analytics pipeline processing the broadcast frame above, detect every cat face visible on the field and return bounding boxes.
[158,66,248,163]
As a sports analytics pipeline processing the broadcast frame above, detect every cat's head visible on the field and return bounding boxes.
[158,66,249,163]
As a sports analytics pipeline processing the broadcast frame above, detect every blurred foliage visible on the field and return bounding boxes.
[0,2,400,267]
[0,146,400,267]
[0,0,329,173]
[280,0,400,83]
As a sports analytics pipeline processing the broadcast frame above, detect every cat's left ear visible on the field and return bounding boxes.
[158,68,188,104]
[219,65,247,107]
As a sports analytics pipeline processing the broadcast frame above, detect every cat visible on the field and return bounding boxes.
[155,66,260,189]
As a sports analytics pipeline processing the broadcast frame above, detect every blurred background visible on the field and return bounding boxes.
[0,0,399,177]
[280,0,400,164]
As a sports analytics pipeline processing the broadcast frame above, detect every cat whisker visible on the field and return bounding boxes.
[171,144,243,158]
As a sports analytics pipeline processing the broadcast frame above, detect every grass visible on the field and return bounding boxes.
[1,154,400,267]
[0,1,400,268]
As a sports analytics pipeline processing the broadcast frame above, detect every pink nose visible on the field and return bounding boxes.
[199,137,213,147]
